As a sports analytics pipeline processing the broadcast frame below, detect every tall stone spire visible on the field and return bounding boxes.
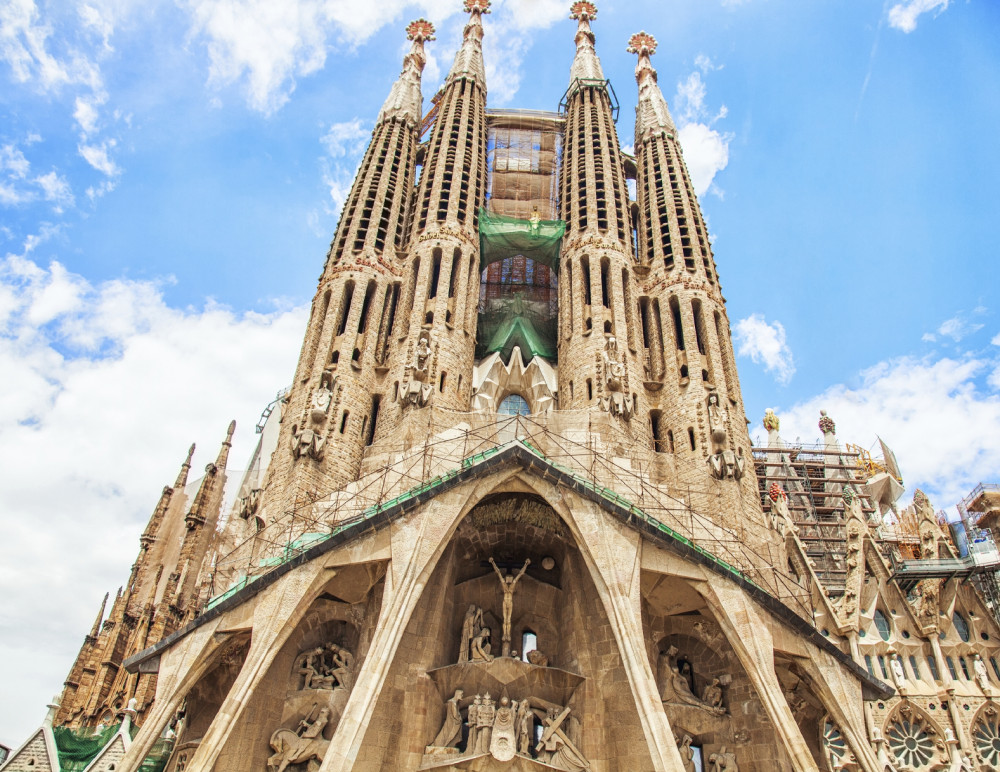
[558,1,643,421]
[628,31,756,513]
[378,19,435,125]
[627,31,676,139]
[447,0,490,86]
[253,21,435,534]
[568,1,605,82]
[378,0,492,437]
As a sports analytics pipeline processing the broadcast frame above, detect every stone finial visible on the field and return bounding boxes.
[768,482,787,503]
[818,410,836,435]
[406,18,436,43]
[570,1,597,21]
[464,0,491,13]
[763,408,780,432]
[626,31,656,57]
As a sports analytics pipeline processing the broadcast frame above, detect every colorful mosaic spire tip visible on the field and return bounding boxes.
[627,31,657,57]
[570,1,597,22]
[464,0,491,14]
[407,19,436,42]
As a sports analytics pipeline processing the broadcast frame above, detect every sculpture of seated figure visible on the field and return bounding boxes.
[471,626,494,663]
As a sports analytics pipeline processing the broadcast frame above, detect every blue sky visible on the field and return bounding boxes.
[1,0,999,745]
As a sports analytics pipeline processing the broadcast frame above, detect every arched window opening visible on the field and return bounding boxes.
[428,248,442,299]
[953,612,970,642]
[499,394,531,416]
[874,609,892,641]
[339,411,349,434]
[336,281,355,337]
[521,630,537,662]
[688,427,696,451]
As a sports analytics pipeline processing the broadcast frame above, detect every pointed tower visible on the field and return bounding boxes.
[378,0,491,434]
[628,31,756,507]
[166,421,235,618]
[557,2,645,424]
[255,20,435,529]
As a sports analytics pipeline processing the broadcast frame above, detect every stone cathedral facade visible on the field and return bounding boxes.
[6,3,1000,772]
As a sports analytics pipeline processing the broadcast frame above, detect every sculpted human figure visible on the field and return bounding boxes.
[974,654,993,693]
[459,604,482,663]
[490,695,517,762]
[291,425,325,461]
[476,693,495,754]
[467,695,481,754]
[702,678,723,710]
[707,392,727,451]
[471,626,493,662]
[269,707,330,772]
[709,746,739,772]
[489,557,530,657]
[888,652,908,697]
[310,372,334,423]
[678,734,696,772]
[297,648,323,690]
[516,698,532,755]
[431,690,464,748]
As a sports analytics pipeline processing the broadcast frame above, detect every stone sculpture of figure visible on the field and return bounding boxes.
[291,424,325,461]
[489,557,531,657]
[527,649,549,667]
[707,392,728,452]
[709,746,739,772]
[414,330,432,378]
[476,693,495,754]
[268,707,330,772]
[600,335,634,419]
[490,695,518,762]
[467,695,481,755]
[431,690,464,748]
[327,645,353,690]
[702,678,724,710]
[238,487,261,520]
[297,648,324,690]
[400,330,434,407]
[915,579,940,623]
[677,734,696,772]
[888,652,908,697]
[529,206,542,233]
[665,664,725,716]
[516,698,532,756]
[310,372,334,424]
[471,626,493,662]
[536,707,589,771]
[974,654,993,693]
[459,604,482,663]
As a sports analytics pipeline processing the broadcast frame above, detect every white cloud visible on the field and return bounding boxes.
[673,66,734,197]
[0,0,103,91]
[322,118,368,158]
[733,313,796,384]
[78,139,119,176]
[0,253,307,742]
[936,312,984,342]
[0,143,74,210]
[73,92,107,135]
[772,355,1000,508]
[34,170,74,210]
[888,0,950,33]
[992,332,1000,346]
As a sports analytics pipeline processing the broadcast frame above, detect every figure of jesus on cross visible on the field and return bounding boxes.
[489,557,530,657]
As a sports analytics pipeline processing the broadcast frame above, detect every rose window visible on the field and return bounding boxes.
[973,714,1000,767]
[886,715,936,769]
[821,718,849,771]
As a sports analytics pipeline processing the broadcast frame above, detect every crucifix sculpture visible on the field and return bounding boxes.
[489,557,530,657]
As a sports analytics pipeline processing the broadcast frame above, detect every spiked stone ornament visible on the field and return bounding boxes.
[406,19,436,43]
[570,1,597,21]
[626,31,657,57]
[464,0,491,14]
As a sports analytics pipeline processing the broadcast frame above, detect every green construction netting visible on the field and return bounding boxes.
[137,737,177,772]
[476,293,557,361]
[53,723,121,772]
[478,207,565,272]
